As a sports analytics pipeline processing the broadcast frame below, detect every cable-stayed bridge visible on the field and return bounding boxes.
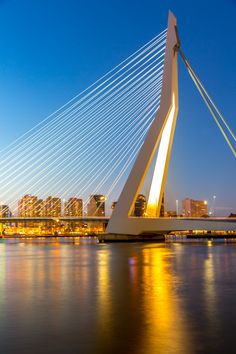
[0,11,235,239]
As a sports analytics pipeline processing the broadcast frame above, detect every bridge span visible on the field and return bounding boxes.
[1,216,236,233]
[0,216,109,223]
[0,13,235,240]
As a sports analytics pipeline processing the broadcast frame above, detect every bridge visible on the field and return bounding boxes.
[1,215,236,240]
[107,11,236,238]
[0,217,109,223]
[0,11,235,239]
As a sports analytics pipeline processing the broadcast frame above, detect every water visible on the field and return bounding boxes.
[1,238,236,354]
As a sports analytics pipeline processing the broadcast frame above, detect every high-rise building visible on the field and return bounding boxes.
[35,199,45,217]
[64,197,83,216]
[18,195,39,217]
[111,201,117,212]
[134,194,147,217]
[0,205,11,218]
[160,194,164,217]
[182,198,208,217]
[111,202,117,209]
[45,196,61,217]
[87,195,105,216]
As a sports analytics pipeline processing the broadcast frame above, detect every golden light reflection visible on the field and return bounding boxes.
[140,245,193,354]
[97,248,112,335]
[128,254,139,294]
[203,251,219,326]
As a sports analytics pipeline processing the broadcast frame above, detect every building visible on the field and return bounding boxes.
[45,196,61,217]
[160,194,164,217]
[111,201,117,216]
[35,199,45,217]
[87,195,105,216]
[111,202,117,210]
[113,195,148,217]
[134,194,147,217]
[164,210,177,217]
[18,195,39,217]
[0,205,11,218]
[64,197,83,216]
[182,198,208,217]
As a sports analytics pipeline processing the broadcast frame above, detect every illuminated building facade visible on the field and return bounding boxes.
[18,195,39,217]
[182,198,208,217]
[36,199,45,217]
[64,198,83,216]
[111,202,117,214]
[87,195,105,216]
[160,194,164,217]
[134,194,147,217]
[45,196,61,217]
[0,204,11,217]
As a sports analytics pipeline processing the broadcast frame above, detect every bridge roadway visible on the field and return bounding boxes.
[0,216,236,232]
[106,216,236,236]
[0,216,110,223]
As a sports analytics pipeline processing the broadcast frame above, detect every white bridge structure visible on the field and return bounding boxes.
[0,11,235,239]
[106,12,236,238]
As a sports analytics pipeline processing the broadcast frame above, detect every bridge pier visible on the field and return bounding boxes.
[98,233,165,243]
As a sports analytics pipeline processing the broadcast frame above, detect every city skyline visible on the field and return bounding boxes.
[1,4,236,354]
[0,192,227,218]
[0,0,235,215]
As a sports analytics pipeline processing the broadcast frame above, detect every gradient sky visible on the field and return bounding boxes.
[0,0,235,215]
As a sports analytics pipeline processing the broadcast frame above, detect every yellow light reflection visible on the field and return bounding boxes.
[97,249,111,333]
[203,252,219,327]
[140,246,193,353]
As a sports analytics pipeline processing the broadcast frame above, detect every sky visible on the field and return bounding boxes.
[0,0,235,215]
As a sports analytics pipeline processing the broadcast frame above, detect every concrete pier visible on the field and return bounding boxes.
[98,233,165,243]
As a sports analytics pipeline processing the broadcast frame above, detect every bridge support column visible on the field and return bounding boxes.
[106,11,179,237]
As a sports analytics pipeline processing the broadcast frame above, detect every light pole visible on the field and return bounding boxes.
[176,199,179,216]
[213,195,216,216]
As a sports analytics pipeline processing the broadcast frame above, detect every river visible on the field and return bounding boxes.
[0,237,236,353]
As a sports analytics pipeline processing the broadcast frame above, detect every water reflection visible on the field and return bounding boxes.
[203,248,218,322]
[1,240,236,353]
[140,245,192,354]
[92,243,194,354]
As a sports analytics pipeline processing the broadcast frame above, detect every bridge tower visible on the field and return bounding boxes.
[105,11,236,238]
[106,11,179,236]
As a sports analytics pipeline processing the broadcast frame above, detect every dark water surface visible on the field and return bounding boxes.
[1,238,236,354]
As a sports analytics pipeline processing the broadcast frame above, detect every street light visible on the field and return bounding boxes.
[213,195,216,216]
[176,199,179,216]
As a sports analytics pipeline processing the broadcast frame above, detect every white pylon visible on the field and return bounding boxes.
[106,11,179,234]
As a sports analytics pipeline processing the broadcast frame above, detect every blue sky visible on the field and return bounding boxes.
[0,0,235,215]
